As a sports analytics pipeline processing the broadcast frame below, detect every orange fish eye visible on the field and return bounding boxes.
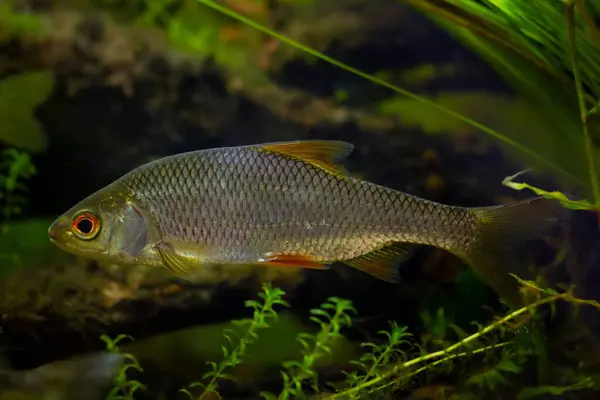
[72,211,101,240]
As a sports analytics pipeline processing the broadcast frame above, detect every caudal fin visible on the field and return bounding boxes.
[460,196,568,308]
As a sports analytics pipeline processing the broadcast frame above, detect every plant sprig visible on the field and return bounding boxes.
[182,282,289,400]
[101,334,146,400]
[0,148,36,226]
[268,297,356,400]
[344,321,413,399]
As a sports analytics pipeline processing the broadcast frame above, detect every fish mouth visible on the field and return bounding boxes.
[48,222,62,245]
[48,228,58,243]
[48,215,70,243]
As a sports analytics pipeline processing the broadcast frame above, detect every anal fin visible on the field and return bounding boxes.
[155,241,204,279]
[258,252,329,270]
[341,242,419,282]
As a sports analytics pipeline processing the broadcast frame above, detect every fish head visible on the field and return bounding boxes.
[48,186,152,264]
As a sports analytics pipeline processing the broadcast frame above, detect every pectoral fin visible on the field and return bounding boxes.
[155,241,204,279]
[341,243,419,282]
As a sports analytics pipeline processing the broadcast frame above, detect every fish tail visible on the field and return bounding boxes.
[459,196,567,307]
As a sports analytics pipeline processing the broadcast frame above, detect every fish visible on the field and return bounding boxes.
[48,140,566,307]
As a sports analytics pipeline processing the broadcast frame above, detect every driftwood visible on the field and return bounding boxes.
[0,254,306,369]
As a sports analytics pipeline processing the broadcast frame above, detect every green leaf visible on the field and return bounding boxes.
[502,170,596,210]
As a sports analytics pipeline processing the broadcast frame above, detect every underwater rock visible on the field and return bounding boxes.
[0,351,124,400]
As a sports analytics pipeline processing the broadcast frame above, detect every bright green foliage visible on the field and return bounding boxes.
[181,282,290,399]
[0,148,37,274]
[502,170,597,210]
[274,297,356,399]
[344,322,412,399]
[101,334,146,400]
[103,277,600,400]
[0,148,36,225]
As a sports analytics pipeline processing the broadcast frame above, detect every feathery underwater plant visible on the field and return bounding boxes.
[275,297,357,399]
[92,276,600,399]
[342,321,413,399]
[101,334,146,400]
[0,148,36,226]
[181,282,290,399]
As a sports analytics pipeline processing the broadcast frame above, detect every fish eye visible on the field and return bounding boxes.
[72,211,101,240]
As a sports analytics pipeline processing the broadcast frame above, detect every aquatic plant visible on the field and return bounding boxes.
[0,148,36,270]
[275,297,356,399]
[98,278,600,399]
[342,321,413,398]
[101,334,146,400]
[0,148,36,227]
[181,282,290,399]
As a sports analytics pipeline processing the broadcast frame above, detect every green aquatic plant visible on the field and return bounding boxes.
[275,297,356,399]
[321,281,599,400]
[181,282,289,399]
[93,277,600,399]
[0,148,36,270]
[403,0,600,204]
[343,322,413,399]
[502,170,597,211]
[101,334,146,400]
[0,148,36,227]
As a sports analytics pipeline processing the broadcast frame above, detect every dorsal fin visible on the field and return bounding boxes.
[260,140,354,176]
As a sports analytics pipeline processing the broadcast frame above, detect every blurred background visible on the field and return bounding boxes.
[1,0,600,399]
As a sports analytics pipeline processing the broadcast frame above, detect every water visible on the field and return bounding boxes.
[0,1,599,399]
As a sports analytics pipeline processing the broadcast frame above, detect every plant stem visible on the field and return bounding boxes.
[566,0,600,227]
[323,290,600,399]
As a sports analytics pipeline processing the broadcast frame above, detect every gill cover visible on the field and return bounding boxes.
[110,202,149,259]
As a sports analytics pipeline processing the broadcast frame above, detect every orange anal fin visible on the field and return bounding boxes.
[259,253,329,270]
[342,242,419,283]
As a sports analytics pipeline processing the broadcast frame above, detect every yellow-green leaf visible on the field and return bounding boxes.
[502,170,597,211]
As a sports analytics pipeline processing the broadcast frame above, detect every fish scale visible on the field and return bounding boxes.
[119,145,470,262]
[49,140,566,307]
